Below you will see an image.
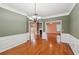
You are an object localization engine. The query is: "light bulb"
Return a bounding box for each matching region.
[37,16,41,19]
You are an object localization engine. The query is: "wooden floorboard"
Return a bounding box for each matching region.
[0,35,74,55]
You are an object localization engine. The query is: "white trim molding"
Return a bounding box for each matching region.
[0,3,27,16]
[0,3,77,19]
[42,3,76,19]
[42,12,69,19]
[68,3,77,15]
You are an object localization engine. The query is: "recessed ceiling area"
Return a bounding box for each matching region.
[0,3,76,19]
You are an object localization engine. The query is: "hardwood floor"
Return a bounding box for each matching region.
[0,34,74,55]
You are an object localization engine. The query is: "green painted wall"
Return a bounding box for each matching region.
[0,6,70,37]
[0,7,27,37]
[40,15,70,33]
[70,4,79,39]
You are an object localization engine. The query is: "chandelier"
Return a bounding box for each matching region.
[29,3,41,21]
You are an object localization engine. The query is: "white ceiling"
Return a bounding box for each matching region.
[0,3,76,19]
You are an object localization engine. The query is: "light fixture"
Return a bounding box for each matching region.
[29,3,41,21]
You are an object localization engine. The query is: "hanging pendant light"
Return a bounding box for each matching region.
[29,3,41,21]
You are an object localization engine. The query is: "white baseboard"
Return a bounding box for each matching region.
[0,33,29,53]
[0,33,79,55]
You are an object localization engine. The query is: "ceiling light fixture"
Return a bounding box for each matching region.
[29,3,41,21]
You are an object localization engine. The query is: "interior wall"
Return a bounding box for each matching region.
[39,15,70,33]
[69,4,79,39]
[0,7,27,37]
[0,5,74,37]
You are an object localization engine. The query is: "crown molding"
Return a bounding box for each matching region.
[42,3,76,19]
[41,12,69,19]
[0,3,76,19]
[0,3,27,16]
[68,3,76,15]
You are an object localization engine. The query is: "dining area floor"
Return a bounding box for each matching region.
[0,35,74,55]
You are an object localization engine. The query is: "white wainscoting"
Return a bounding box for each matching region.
[42,32,79,55]
[61,33,79,55]
[0,32,79,54]
[0,33,29,53]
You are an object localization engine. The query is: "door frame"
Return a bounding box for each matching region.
[38,22,43,35]
[45,20,62,33]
